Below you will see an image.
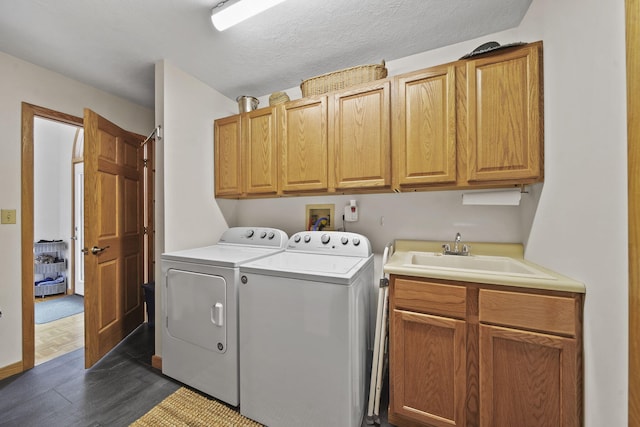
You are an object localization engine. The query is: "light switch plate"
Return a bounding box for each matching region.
[1,209,16,224]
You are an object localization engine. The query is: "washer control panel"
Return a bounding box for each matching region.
[218,227,288,248]
[287,231,371,256]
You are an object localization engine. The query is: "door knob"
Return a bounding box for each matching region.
[90,245,110,255]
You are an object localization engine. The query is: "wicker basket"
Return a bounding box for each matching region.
[300,60,387,97]
[35,279,67,297]
[269,91,290,106]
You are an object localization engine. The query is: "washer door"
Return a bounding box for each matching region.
[166,269,227,353]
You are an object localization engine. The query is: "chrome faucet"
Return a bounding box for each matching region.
[442,232,470,256]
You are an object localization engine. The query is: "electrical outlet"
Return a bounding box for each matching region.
[1,209,16,224]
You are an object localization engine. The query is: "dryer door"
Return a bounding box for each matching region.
[166,269,227,353]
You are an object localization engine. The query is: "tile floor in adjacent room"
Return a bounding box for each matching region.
[34,312,84,366]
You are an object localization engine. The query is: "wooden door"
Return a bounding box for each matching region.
[214,115,243,197]
[83,109,145,368]
[280,97,329,193]
[466,42,543,182]
[479,324,579,427]
[244,107,279,196]
[393,65,457,188]
[329,81,391,190]
[390,309,467,427]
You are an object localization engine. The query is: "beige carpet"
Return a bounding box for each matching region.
[130,387,263,426]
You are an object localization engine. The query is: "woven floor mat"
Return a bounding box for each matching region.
[130,387,263,427]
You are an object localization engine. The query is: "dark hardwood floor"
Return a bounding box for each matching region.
[0,323,392,427]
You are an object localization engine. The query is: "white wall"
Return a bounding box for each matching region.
[0,50,153,369]
[157,60,235,253]
[33,118,77,289]
[516,0,628,425]
[34,118,76,238]
[236,192,525,254]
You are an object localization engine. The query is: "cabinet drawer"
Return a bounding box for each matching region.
[393,278,466,319]
[479,289,577,336]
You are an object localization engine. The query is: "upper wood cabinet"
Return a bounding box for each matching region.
[329,81,391,191]
[465,42,543,183]
[279,96,329,193]
[214,114,242,197]
[214,107,278,198]
[244,107,279,196]
[393,64,457,188]
[213,41,544,198]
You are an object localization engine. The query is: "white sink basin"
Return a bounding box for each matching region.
[405,252,555,280]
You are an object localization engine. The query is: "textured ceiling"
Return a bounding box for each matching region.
[0,0,532,108]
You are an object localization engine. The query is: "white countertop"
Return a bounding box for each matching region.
[384,240,586,293]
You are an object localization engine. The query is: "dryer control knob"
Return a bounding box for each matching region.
[321,234,330,244]
[245,229,255,238]
[304,235,311,243]
[268,231,275,239]
[260,231,267,238]
[294,235,301,243]
[353,237,361,246]
[341,236,349,245]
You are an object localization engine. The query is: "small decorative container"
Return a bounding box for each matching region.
[237,96,259,113]
[269,91,290,106]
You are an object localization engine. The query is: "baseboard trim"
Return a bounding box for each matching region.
[0,361,24,381]
[151,354,162,370]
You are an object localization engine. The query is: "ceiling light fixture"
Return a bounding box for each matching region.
[211,0,287,31]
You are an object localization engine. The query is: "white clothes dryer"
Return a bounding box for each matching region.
[239,231,374,427]
[161,227,288,406]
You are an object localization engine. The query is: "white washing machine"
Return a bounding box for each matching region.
[239,231,374,427]
[161,227,288,406]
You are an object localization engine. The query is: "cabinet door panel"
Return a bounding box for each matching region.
[394,65,457,187]
[479,324,579,427]
[391,309,466,427]
[280,97,328,192]
[467,43,542,182]
[244,107,278,195]
[214,115,242,197]
[330,81,391,190]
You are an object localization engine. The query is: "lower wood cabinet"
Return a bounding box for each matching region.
[388,276,583,427]
[479,324,578,427]
[391,309,467,427]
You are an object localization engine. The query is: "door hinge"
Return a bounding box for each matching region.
[143,158,148,168]
[143,227,148,235]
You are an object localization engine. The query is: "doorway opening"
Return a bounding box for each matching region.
[33,117,84,365]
